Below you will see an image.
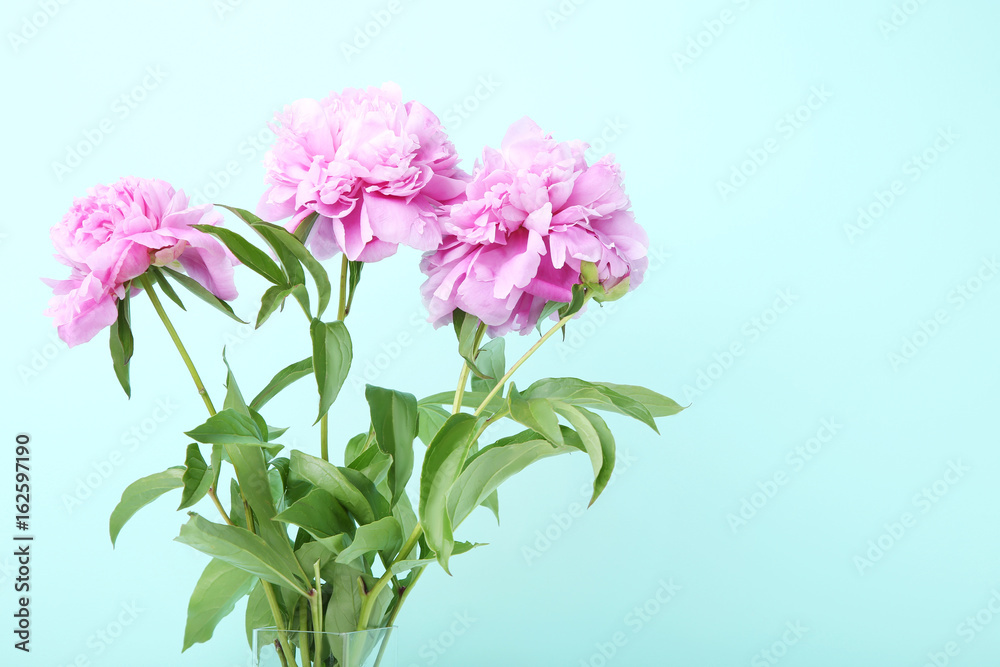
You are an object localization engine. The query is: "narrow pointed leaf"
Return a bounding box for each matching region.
[471,338,505,393]
[243,214,331,318]
[346,260,363,315]
[595,383,686,417]
[552,402,615,505]
[419,413,481,573]
[334,516,402,564]
[448,435,575,527]
[417,404,450,447]
[192,224,286,285]
[453,309,488,378]
[159,266,246,323]
[273,488,354,539]
[109,294,133,397]
[256,285,293,328]
[365,385,417,506]
[289,451,389,525]
[185,409,265,446]
[508,393,564,446]
[110,467,184,546]
[311,319,352,423]
[519,377,659,431]
[182,558,256,651]
[179,443,212,510]
[250,358,314,412]
[175,513,307,595]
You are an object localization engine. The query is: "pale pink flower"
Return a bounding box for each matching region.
[257,82,468,262]
[45,177,237,346]
[420,118,649,336]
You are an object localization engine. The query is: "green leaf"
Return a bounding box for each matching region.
[508,389,564,446]
[289,451,389,525]
[109,467,184,546]
[334,516,402,564]
[244,582,277,648]
[596,383,687,417]
[448,434,575,527]
[419,413,481,573]
[182,558,256,651]
[471,338,505,394]
[268,467,284,509]
[192,223,286,285]
[390,541,482,576]
[345,432,370,465]
[235,211,331,318]
[289,283,311,318]
[185,409,266,446]
[322,564,368,643]
[294,539,339,575]
[175,513,307,594]
[150,266,186,310]
[210,443,224,499]
[226,444,297,562]
[311,319,352,423]
[229,479,247,529]
[346,260,364,315]
[222,350,249,415]
[365,386,417,507]
[273,488,354,540]
[551,402,615,506]
[453,309,488,378]
[256,285,293,329]
[535,301,563,334]
[109,293,133,398]
[159,266,246,323]
[519,377,660,432]
[347,445,391,485]
[179,444,212,510]
[558,283,589,320]
[417,404,450,447]
[292,212,318,243]
[250,358,313,412]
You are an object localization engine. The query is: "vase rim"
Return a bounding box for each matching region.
[252,625,397,637]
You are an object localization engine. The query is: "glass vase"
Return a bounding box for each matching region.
[252,627,396,667]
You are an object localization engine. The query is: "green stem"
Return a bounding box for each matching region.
[357,524,423,631]
[473,311,578,417]
[452,362,471,414]
[263,580,299,667]
[320,415,329,462]
[139,274,216,415]
[311,560,324,663]
[208,488,233,526]
[298,601,312,667]
[338,254,349,321]
[320,256,351,462]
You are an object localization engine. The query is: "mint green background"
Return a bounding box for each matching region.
[3,1,1000,665]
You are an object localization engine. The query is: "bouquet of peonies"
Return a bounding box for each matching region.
[45,82,682,666]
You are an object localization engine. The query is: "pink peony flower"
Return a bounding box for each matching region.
[44,177,237,347]
[420,117,649,336]
[257,82,468,262]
